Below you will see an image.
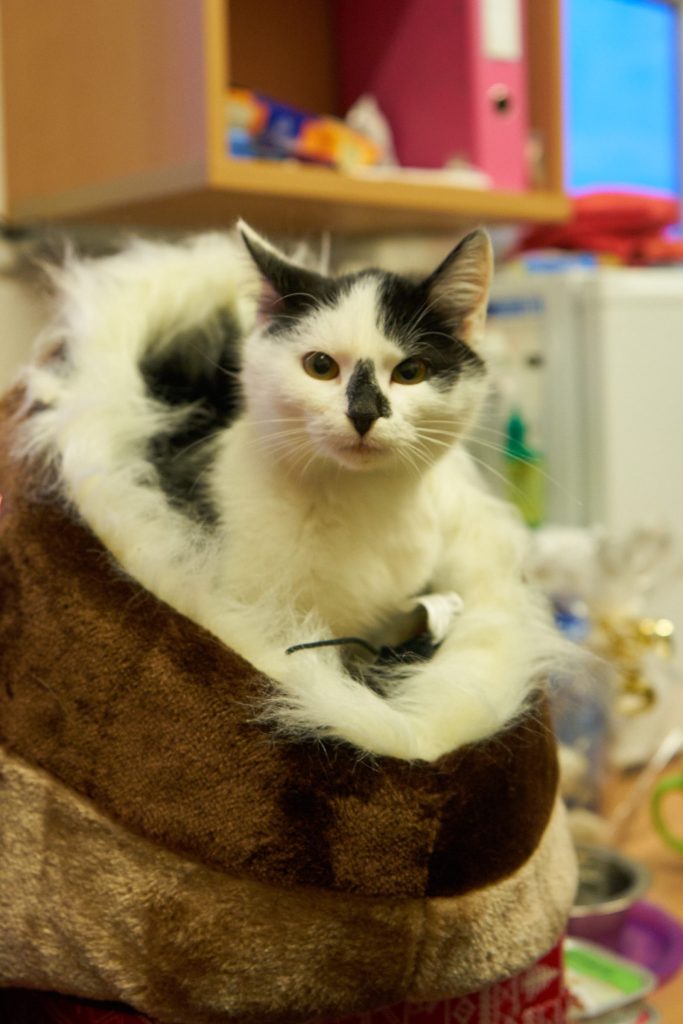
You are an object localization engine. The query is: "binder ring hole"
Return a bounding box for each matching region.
[489,84,513,115]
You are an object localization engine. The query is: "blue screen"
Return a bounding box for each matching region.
[564,0,679,196]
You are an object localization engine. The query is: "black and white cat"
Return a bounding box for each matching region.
[20,223,561,761]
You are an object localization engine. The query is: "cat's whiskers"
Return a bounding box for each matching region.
[258,436,313,475]
[248,430,309,458]
[467,430,580,508]
[397,452,423,475]
[245,420,307,440]
[249,416,307,426]
[417,424,459,440]
[398,437,433,474]
[397,449,420,475]
[419,422,580,509]
[420,422,539,499]
[288,438,325,479]
[422,415,472,429]
[249,434,305,454]
[413,431,459,466]
[465,419,505,434]
[471,455,531,503]
[415,430,454,449]
[246,415,308,447]
[467,434,516,458]
[247,425,307,444]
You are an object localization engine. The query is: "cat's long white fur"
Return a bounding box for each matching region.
[18,231,564,762]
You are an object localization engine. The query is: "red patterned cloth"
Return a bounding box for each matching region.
[0,989,154,1023]
[324,941,568,1024]
[0,942,566,1024]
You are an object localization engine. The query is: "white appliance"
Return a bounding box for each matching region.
[486,265,683,666]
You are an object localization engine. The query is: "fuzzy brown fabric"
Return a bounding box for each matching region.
[0,747,576,1024]
[0,387,576,1023]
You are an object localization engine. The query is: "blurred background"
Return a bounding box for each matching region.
[0,2,682,1018]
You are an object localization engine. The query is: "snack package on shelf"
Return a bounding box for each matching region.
[226,87,382,170]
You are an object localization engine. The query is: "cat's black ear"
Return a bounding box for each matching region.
[238,220,330,319]
[423,229,493,348]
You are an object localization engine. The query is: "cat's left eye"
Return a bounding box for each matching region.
[391,357,429,385]
[303,351,340,380]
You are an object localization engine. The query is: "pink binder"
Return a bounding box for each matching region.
[335,0,530,192]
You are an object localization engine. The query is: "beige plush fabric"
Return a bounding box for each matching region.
[0,746,575,1024]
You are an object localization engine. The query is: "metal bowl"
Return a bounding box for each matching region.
[568,844,651,948]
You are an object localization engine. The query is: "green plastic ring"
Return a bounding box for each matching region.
[651,775,683,855]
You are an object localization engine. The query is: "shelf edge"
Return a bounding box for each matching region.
[8,161,209,223]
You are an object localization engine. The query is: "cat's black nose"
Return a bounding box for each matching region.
[348,412,376,437]
[346,360,391,437]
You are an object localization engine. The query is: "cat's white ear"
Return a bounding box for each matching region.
[238,220,326,317]
[425,229,493,349]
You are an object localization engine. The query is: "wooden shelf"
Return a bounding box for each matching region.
[47,160,570,236]
[0,0,569,236]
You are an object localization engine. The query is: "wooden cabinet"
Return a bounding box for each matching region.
[0,0,568,234]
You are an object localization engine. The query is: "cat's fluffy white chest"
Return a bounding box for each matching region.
[211,425,444,643]
[286,487,442,642]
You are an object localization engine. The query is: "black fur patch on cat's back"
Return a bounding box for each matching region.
[140,308,242,523]
[378,274,484,387]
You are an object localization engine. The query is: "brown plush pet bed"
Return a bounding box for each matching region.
[0,234,576,1024]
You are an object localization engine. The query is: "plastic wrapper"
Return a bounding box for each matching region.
[226,87,382,169]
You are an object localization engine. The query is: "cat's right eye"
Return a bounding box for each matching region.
[302,352,340,380]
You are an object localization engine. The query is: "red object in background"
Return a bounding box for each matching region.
[335,0,530,191]
[0,942,567,1024]
[517,192,683,265]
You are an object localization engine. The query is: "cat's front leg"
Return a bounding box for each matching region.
[382,488,563,759]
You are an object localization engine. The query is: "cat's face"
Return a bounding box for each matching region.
[240,224,492,476]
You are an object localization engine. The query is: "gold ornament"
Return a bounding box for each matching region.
[591,616,675,717]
